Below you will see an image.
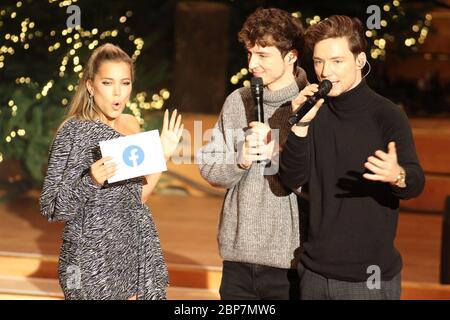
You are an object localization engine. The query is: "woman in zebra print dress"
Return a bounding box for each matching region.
[39,43,183,300]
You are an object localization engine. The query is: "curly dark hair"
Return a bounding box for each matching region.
[238,7,304,57]
[305,15,367,56]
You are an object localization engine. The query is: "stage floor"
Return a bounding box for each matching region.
[0,190,443,284]
[1,115,450,299]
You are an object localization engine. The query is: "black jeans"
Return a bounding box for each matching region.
[219,260,300,300]
[298,262,401,300]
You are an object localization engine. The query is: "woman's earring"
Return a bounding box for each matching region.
[89,94,94,109]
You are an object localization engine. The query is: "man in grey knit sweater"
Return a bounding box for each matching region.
[197,8,308,300]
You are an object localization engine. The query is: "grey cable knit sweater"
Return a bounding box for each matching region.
[197,69,308,269]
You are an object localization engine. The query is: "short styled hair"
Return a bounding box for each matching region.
[238,7,304,57]
[304,15,367,56]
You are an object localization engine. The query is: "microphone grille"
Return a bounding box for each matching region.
[251,77,263,88]
[318,79,332,97]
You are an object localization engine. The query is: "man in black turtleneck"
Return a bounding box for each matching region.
[279,15,425,300]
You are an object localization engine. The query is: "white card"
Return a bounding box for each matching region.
[99,130,167,183]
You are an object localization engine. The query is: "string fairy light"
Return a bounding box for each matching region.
[231,4,433,85]
[0,0,170,166]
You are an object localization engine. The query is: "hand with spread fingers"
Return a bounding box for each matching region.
[160,109,184,161]
[90,156,117,185]
[362,141,405,186]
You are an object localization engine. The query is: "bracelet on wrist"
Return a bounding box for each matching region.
[393,167,406,188]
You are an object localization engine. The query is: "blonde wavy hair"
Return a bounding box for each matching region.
[64,43,134,123]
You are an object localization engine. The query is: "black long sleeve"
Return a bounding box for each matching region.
[279,132,310,190]
[381,106,425,199]
[279,80,425,282]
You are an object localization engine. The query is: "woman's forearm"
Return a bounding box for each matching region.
[141,172,163,203]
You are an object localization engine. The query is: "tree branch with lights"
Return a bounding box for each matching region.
[0,0,173,199]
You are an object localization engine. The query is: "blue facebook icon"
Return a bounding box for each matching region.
[123,145,145,168]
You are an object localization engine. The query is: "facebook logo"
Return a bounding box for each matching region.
[122,145,145,167]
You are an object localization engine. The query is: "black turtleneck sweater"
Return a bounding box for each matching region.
[280,80,425,282]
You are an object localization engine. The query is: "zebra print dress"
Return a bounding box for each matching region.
[39,118,169,300]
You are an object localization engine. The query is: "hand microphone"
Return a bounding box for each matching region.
[251,77,264,123]
[288,79,332,125]
[250,77,264,164]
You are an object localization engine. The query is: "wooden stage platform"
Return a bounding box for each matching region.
[1,114,450,299]
[0,191,449,300]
